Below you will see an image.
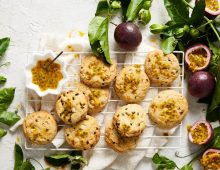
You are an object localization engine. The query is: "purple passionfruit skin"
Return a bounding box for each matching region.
[188,71,215,98]
[203,149,220,156]
[185,44,211,72]
[188,120,213,145]
[114,22,142,50]
[196,0,220,17]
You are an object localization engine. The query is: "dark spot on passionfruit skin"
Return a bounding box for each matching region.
[188,120,213,145]
[185,44,211,72]
[188,71,215,98]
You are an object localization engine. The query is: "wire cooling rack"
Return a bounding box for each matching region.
[25,51,185,151]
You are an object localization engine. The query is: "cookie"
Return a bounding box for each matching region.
[77,83,110,114]
[23,111,57,145]
[148,90,188,129]
[56,90,88,125]
[114,65,150,103]
[105,121,139,152]
[64,115,100,150]
[144,50,180,86]
[113,104,147,137]
[80,55,117,87]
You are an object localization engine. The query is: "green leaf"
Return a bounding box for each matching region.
[0,76,7,84]
[18,161,35,170]
[164,0,190,24]
[95,0,110,16]
[126,0,145,21]
[0,127,7,138]
[161,36,178,54]
[88,16,111,64]
[0,87,15,112]
[180,164,193,170]
[0,111,20,126]
[207,54,220,122]
[0,37,10,57]
[213,126,220,149]
[14,144,24,170]
[152,153,177,170]
[119,0,131,21]
[43,168,50,170]
[190,0,205,26]
[45,154,70,167]
[45,153,87,168]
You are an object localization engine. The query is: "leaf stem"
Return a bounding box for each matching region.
[197,20,213,29]
[204,16,220,41]
[182,0,220,41]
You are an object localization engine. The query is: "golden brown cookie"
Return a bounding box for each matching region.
[148,90,188,129]
[114,65,150,103]
[80,55,117,87]
[105,121,139,152]
[64,115,100,150]
[77,83,110,114]
[23,111,57,145]
[113,104,147,137]
[144,50,180,86]
[56,90,88,125]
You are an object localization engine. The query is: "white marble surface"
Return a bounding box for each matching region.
[0,0,210,169]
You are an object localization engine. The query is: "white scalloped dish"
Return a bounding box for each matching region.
[25,50,68,97]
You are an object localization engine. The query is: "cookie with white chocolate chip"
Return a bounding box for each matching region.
[77,82,110,114]
[148,90,188,129]
[23,111,57,145]
[80,55,117,88]
[114,65,150,103]
[64,115,100,150]
[56,90,88,125]
[144,50,180,86]
[113,104,147,137]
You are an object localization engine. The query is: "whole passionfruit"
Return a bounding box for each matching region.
[188,71,215,98]
[185,44,211,72]
[200,149,220,169]
[114,22,142,50]
[188,120,213,145]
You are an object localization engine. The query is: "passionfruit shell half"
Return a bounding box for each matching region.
[188,120,213,145]
[185,44,211,72]
[200,149,220,169]
[196,0,220,17]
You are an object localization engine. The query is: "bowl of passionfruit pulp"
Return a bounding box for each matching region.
[25,50,68,97]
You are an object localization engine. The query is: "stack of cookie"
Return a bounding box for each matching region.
[105,104,147,152]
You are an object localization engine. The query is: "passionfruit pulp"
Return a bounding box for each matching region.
[185,44,211,72]
[188,120,213,145]
[200,149,220,169]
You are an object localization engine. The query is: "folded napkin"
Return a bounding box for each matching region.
[23,30,182,170]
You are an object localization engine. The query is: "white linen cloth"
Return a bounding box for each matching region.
[20,30,182,170]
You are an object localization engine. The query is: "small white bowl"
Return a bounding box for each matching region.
[25,50,68,97]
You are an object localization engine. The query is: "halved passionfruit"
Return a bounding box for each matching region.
[185,44,211,72]
[188,120,213,145]
[200,149,220,169]
[205,0,220,16]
